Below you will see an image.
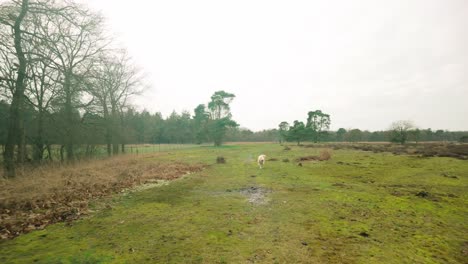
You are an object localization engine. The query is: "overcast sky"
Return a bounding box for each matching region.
[80,0,467,131]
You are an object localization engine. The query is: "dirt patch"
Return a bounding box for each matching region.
[461,241,468,257]
[332,183,347,187]
[359,231,370,238]
[239,186,271,205]
[336,161,351,165]
[441,172,459,179]
[297,156,321,161]
[416,191,430,198]
[412,191,441,202]
[0,155,205,240]
[267,158,278,161]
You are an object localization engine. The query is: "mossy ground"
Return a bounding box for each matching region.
[1,143,467,263]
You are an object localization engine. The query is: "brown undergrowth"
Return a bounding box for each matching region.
[303,142,468,160]
[297,149,333,162]
[0,154,204,240]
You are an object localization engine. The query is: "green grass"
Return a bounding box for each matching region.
[1,143,467,263]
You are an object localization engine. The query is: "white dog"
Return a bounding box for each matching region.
[257,154,266,169]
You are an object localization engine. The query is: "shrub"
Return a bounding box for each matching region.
[319,149,332,161]
[216,156,226,164]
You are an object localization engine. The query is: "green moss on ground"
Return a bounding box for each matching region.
[1,144,467,263]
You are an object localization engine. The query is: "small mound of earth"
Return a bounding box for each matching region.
[297,156,321,161]
[416,191,430,198]
[239,186,271,205]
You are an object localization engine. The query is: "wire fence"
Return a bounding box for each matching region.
[0,144,205,164]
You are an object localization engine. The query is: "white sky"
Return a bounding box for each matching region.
[80,0,467,131]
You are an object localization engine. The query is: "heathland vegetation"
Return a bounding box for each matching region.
[1,144,467,263]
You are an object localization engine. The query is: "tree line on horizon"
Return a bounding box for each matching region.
[2,98,465,152]
[276,111,468,145]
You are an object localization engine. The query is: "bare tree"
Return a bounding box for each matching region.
[1,0,145,171]
[0,26,17,100]
[32,1,108,161]
[0,0,29,177]
[90,50,144,156]
[389,120,415,144]
[24,46,61,161]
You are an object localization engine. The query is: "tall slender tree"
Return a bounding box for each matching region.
[0,0,29,177]
[278,121,289,144]
[207,91,237,146]
[306,110,331,143]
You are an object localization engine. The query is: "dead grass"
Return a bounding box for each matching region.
[303,142,468,160]
[319,149,332,160]
[0,154,204,239]
[297,149,332,162]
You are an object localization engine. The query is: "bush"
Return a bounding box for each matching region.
[216,156,226,164]
[296,149,332,162]
[319,149,332,161]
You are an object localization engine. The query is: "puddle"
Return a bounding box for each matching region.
[239,186,271,205]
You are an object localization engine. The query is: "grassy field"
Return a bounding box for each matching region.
[1,143,467,263]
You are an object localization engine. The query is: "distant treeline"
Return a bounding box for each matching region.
[226,127,468,143]
[1,101,466,153]
[0,89,239,162]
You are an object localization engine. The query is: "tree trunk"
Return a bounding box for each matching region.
[60,145,65,163]
[111,105,119,155]
[112,142,119,155]
[17,126,26,163]
[33,108,44,162]
[103,103,112,156]
[46,144,53,161]
[64,73,74,162]
[3,0,29,178]
[119,110,125,154]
